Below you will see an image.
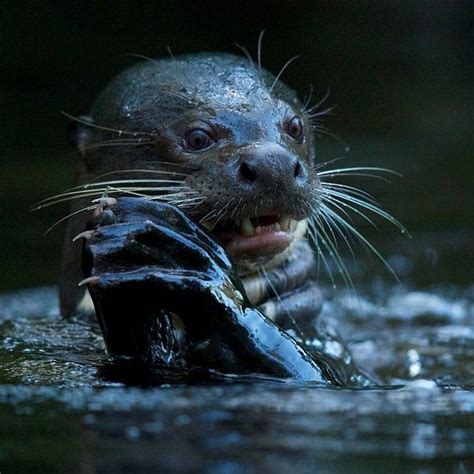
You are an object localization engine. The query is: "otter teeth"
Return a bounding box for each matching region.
[242,218,254,237]
[289,218,298,232]
[202,215,299,237]
[280,215,290,231]
[240,216,294,236]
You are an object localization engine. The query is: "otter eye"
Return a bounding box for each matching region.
[184,128,214,151]
[286,115,304,141]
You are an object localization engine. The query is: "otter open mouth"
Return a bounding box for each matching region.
[202,215,303,263]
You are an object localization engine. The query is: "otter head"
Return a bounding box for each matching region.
[70,53,321,271]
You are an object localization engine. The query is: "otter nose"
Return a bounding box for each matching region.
[238,148,307,190]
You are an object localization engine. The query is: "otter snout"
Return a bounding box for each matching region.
[236,144,309,194]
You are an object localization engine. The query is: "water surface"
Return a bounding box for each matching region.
[1,234,473,473]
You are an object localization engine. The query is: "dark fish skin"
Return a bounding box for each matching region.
[82,197,341,384]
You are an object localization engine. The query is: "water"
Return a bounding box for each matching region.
[1,234,473,473]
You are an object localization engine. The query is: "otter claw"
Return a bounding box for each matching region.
[78,276,101,287]
[72,230,95,242]
[92,197,118,216]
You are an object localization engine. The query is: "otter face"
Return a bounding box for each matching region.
[77,53,321,268]
[167,101,318,266]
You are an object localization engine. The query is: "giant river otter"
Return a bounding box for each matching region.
[41,52,403,383]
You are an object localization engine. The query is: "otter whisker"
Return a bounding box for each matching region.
[166,192,204,199]
[62,112,152,137]
[41,183,207,233]
[33,186,134,209]
[321,182,377,202]
[317,166,402,181]
[209,198,236,232]
[302,83,314,111]
[33,185,191,210]
[168,196,206,205]
[306,223,338,290]
[320,204,401,283]
[104,188,152,199]
[44,205,97,236]
[77,140,154,153]
[318,166,400,176]
[307,105,336,119]
[314,156,346,171]
[316,206,339,251]
[79,136,153,145]
[38,183,188,201]
[321,188,408,233]
[257,29,265,76]
[304,87,331,115]
[320,195,374,231]
[234,43,256,70]
[209,209,227,232]
[308,160,410,290]
[87,169,191,180]
[38,183,187,203]
[311,125,346,145]
[316,221,352,292]
[164,200,204,208]
[199,208,218,225]
[318,206,356,259]
[103,187,198,201]
[301,234,322,281]
[310,123,336,134]
[309,216,356,292]
[322,172,393,182]
[166,46,175,61]
[74,179,185,189]
[269,56,300,93]
[82,138,150,144]
[175,200,207,208]
[34,184,198,211]
[33,192,108,210]
[135,160,199,171]
[230,197,243,221]
[259,266,306,341]
[152,190,201,198]
[122,52,161,67]
[321,194,380,230]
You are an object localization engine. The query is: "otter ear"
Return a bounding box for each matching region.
[67,115,95,155]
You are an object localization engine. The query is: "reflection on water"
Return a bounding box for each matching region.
[0,234,473,473]
[1,383,473,473]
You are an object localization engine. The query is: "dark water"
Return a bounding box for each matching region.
[1,235,473,473]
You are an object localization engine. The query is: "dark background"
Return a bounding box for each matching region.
[2,1,473,292]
